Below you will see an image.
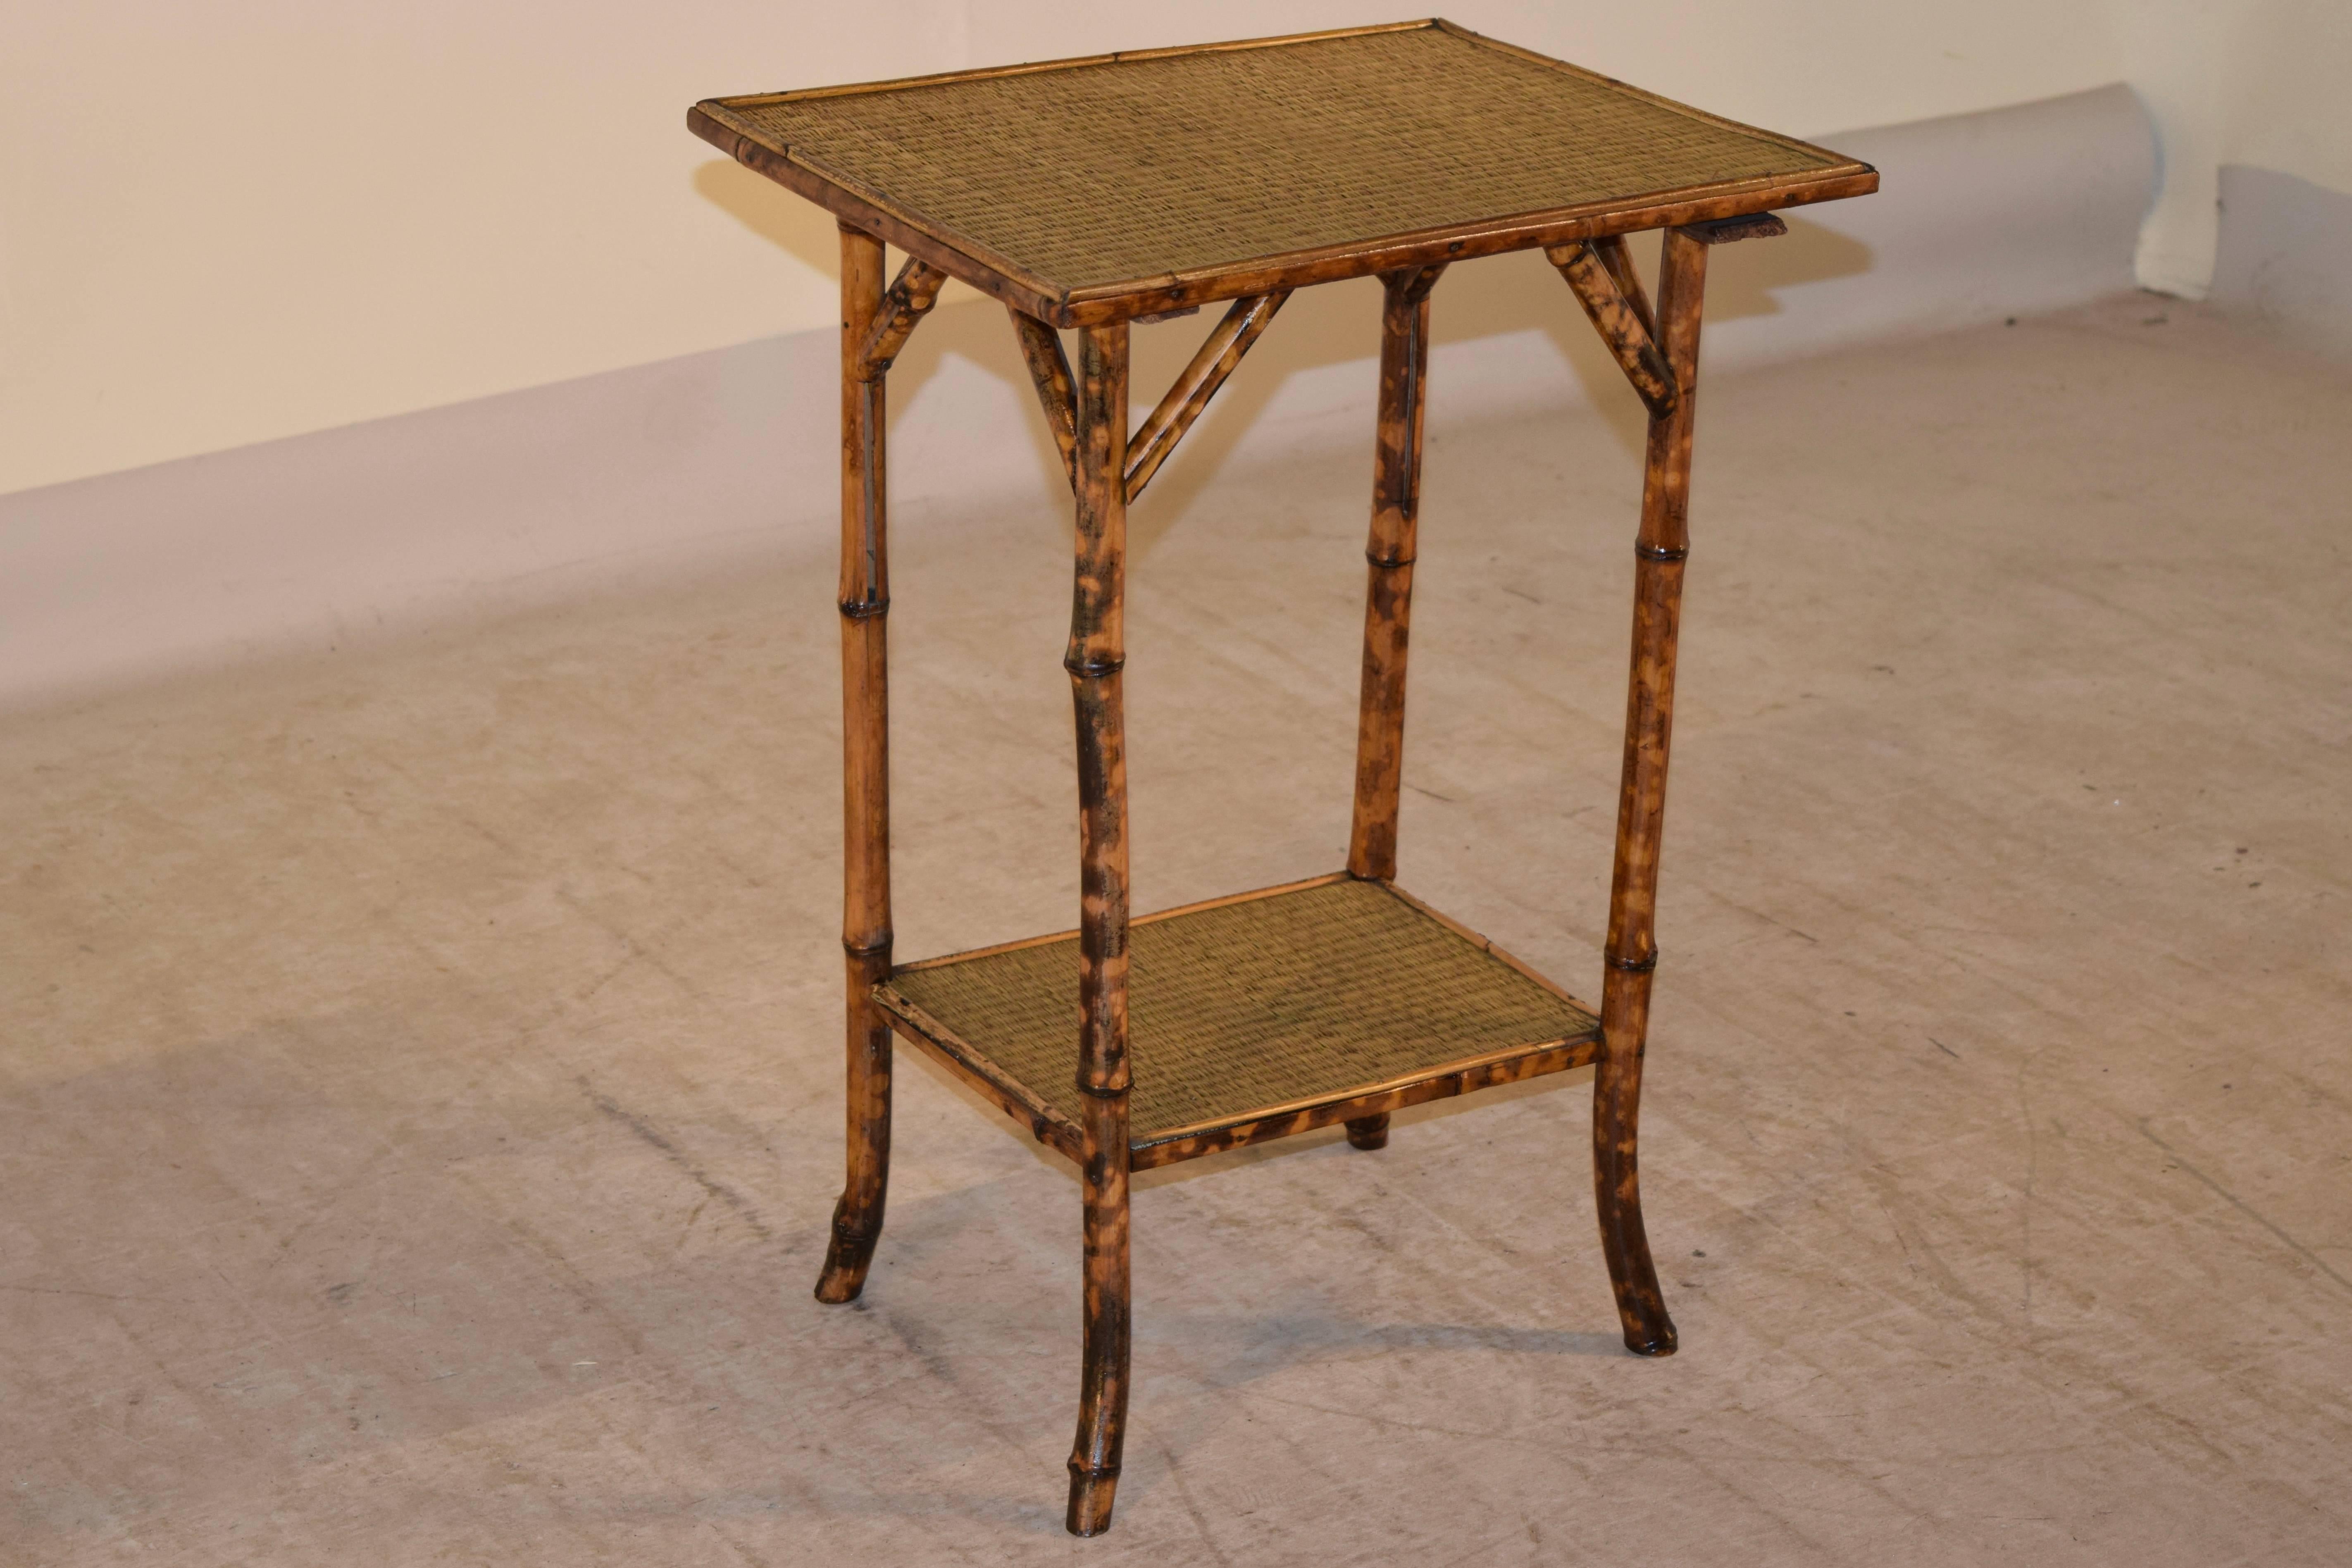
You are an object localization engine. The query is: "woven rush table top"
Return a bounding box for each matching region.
[880,877,1597,1145]
[689,20,1874,322]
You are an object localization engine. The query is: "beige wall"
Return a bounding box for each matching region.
[20,2,2352,500]
[2121,0,2352,297]
[0,1,2138,497]
[17,0,2328,498]
[0,2,957,497]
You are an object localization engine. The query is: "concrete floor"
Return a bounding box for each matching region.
[5,294,2349,1565]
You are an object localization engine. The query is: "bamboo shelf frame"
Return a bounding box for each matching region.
[684,19,1877,1538]
[878,875,1600,1170]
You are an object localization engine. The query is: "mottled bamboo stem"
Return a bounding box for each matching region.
[1547,241,1678,420]
[817,225,895,1306]
[1010,309,1079,489]
[1065,320,1133,1538]
[1347,265,1441,886]
[1123,290,1289,503]
[1595,226,1711,1357]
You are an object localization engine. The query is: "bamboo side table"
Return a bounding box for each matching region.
[689,20,1874,1536]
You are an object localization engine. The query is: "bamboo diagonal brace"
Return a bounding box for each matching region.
[1123,291,1290,503]
[1547,241,1679,421]
[1010,309,1079,491]
[855,258,951,380]
[1589,236,1657,343]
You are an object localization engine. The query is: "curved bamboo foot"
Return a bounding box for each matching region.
[1065,1138,1131,1536]
[1594,1025,1677,1356]
[1595,1192,1678,1357]
[815,986,892,1305]
[813,1200,882,1304]
[1066,1466,1120,1536]
[1344,1113,1391,1150]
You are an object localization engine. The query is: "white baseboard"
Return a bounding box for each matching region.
[0,84,2153,715]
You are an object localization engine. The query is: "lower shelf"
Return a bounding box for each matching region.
[875,873,1600,1170]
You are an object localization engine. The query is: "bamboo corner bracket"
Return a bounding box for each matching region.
[685,19,1876,1536]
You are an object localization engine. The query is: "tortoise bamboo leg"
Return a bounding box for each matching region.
[1347,265,1440,886]
[1065,320,1134,1537]
[1342,267,1439,1158]
[817,224,895,1306]
[1595,227,1710,1357]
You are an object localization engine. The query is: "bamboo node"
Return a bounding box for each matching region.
[842,935,894,958]
[1606,950,1659,973]
[839,595,891,619]
[1365,548,1415,568]
[1064,654,1126,677]
[1634,542,1688,563]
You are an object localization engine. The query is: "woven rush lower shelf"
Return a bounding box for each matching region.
[875,874,1600,1170]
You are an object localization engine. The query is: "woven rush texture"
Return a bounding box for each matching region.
[883,878,1596,1139]
[722,26,1837,292]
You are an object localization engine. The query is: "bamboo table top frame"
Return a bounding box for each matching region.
[687,19,1875,1538]
[691,19,1873,327]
